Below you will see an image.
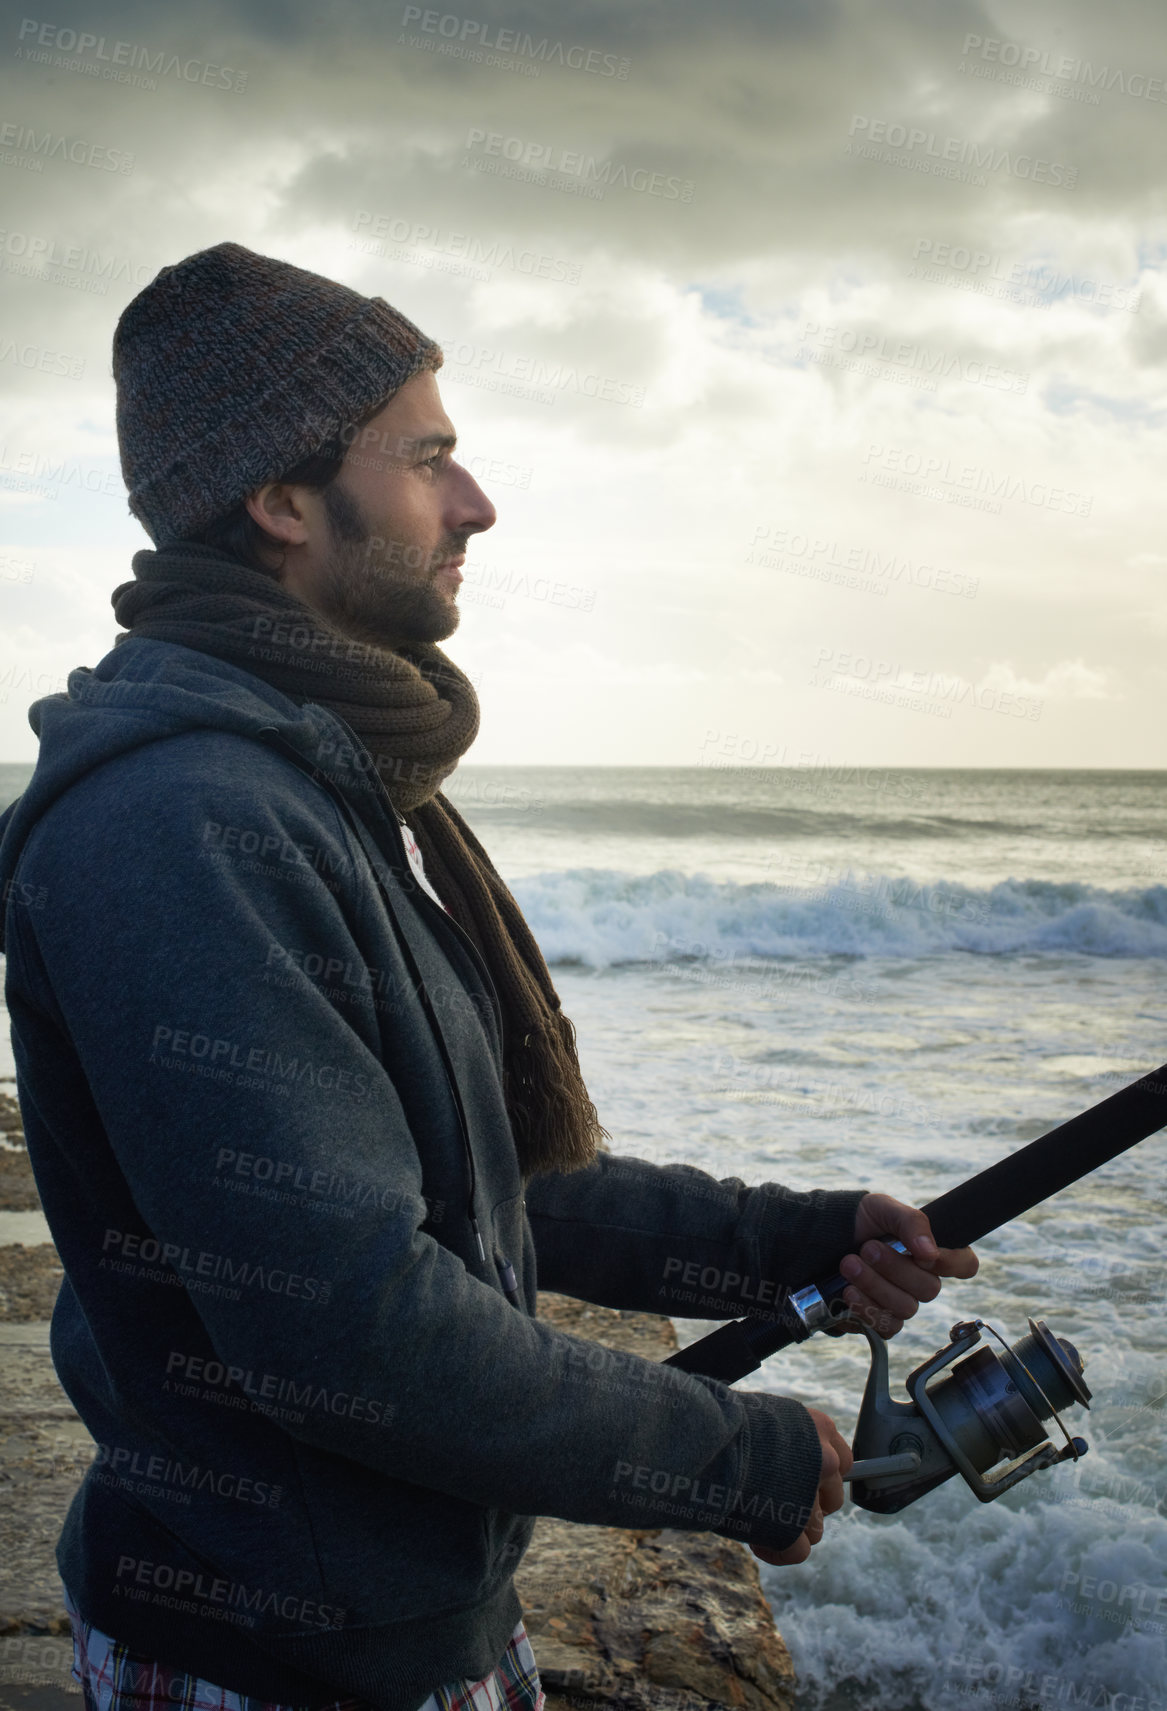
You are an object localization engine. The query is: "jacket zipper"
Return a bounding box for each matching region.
[253,723,514,1289]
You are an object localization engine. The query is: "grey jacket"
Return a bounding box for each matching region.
[0,637,866,1711]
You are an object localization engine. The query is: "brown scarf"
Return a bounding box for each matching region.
[110,542,608,1180]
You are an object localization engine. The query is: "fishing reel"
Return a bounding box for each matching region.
[845,1314,1092,1512]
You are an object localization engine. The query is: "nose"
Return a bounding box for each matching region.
[450,462,497,536]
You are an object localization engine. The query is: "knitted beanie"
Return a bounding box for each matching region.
[113,241,444,547]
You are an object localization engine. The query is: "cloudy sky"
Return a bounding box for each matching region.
[1,0,1164,765]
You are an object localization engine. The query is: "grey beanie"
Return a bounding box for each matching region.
[113,241,444,547]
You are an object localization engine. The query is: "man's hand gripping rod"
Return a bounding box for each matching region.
[663,1065,1167,1510]
[664,1061,1167,1385]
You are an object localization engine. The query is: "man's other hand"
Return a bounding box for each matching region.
[750,1406,851,1567]
[834,1192,979,1339]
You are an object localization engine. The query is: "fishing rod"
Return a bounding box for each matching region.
[664,1062,1167,1512]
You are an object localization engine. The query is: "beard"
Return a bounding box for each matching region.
[307,479,465,652]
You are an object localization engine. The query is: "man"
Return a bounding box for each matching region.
[0,243,977,1711]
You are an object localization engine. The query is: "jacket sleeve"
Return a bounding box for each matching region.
[21,738,828,1554]
[525,1153,867,1320]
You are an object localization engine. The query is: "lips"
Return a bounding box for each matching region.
[434,555,465,586]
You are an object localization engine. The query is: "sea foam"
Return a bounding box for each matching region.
[512,870,1167,967]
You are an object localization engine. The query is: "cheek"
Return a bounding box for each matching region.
[394,483,441,532]
[360,485,435,551]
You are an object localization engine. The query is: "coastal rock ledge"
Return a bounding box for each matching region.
[519,1294,797,1711]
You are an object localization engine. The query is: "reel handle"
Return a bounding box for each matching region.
[843,1452,921,1482]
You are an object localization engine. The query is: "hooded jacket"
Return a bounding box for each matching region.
[0,635,866,1711]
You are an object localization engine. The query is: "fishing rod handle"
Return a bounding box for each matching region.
[665,1062,1167,1384]
[788,1238,911,1334]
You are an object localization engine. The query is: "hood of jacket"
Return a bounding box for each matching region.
[0,635,375,954]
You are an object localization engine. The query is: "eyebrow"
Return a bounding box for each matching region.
[402,432,458,455]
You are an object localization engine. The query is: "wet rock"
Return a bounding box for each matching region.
[0,1326,86,1638]
[0,1250,62,1324]
[0,1090,25,1141]
[0,1094,40,1213]
[524,1296,796,1711]
[0,1147,40,1213]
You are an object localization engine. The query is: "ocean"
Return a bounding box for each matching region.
[1,761,1164,1711]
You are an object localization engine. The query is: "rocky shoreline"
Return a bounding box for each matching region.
[0,1094,798,1710]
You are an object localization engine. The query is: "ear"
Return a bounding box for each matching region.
[243,482,313,547]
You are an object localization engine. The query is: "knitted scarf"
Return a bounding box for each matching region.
[110,542,608,1181]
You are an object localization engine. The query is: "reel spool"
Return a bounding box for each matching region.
[848,1317,1091,1513]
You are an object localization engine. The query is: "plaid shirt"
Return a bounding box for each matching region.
[64,1587,545,1711]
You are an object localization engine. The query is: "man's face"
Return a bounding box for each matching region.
[271,370,496,650]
